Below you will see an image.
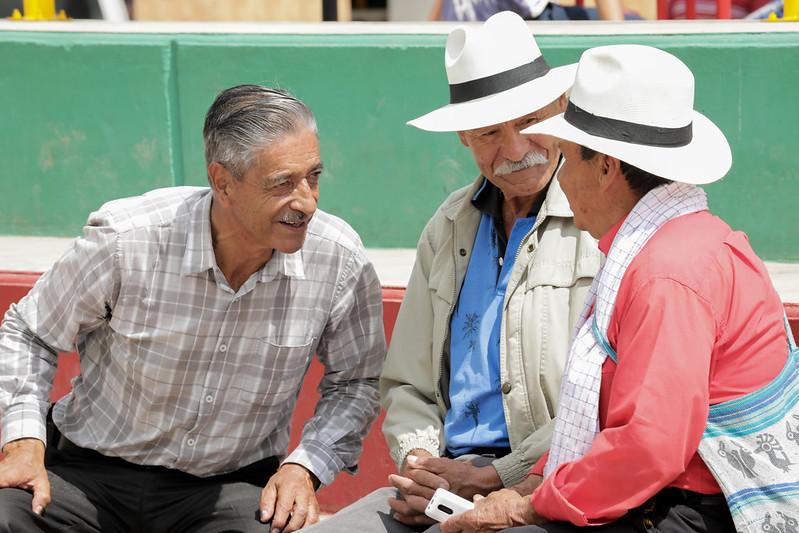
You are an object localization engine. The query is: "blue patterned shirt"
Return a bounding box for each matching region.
[445,180,538,455]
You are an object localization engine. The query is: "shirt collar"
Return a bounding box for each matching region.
[180,190,305,281]
[259,249,306,282]
[181,190,217,276]
[598,216,627,255]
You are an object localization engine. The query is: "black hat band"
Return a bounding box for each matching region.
[564,101,692,148]
[449,56,550,104]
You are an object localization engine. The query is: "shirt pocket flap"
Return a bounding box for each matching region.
[525,254,600,290]
[427,254,456,306]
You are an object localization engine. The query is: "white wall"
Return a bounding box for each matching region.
[388,0,435,21]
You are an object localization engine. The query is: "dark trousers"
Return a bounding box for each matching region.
[0,432,279,533]
[501,488,736,533]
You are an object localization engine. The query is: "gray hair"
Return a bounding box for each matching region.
[203,85,317,178]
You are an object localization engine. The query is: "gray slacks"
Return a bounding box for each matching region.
[305,485,735,533]
[303,486,435,533]
[0,437,278,533]
[304,455,497,533]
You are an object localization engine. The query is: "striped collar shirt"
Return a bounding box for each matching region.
[0,187,386,484]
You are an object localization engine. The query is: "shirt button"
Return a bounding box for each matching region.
[501,382,512,394]
[527,243,535,253]
[205,395,214,403]
[186,438,196,446]
[219,344,227,352]
[459,248,467,257]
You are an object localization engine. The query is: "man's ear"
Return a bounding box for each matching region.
[457,131,470,148]
[597,155,623,192]
[207,161,233,203]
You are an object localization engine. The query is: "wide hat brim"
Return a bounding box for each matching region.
[408,63,577,132]
[522,109,731,185]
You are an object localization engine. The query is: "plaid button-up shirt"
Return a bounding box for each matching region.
[0,187,386,484]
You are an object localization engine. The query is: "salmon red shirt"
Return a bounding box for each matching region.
[530,210,788,525]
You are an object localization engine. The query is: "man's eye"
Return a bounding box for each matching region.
[481,130,498,138]
[269,180,292,193]
[307,172,321,187]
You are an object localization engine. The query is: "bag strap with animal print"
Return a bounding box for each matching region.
[698,317,799,533]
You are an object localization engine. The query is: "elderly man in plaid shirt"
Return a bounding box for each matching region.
[0,85,386,533]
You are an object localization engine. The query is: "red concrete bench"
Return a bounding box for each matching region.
[1,270,798,512]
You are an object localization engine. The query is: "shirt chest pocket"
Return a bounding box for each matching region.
[234,335,317,407]
[524,255,598,290]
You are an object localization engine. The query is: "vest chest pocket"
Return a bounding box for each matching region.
[428,261,455,306]
[524,254,600,291]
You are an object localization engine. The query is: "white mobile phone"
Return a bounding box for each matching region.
[424,488,475,522]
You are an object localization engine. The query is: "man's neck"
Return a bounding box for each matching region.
[210,203,272,292]
[501,192,543,237]
[591,188,646,241]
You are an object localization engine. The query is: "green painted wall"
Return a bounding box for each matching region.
[0,30,797,259]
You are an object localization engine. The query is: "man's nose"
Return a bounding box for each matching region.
[290,179,317,214]
[502,128,529,162]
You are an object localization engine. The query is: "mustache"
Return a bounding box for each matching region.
[494,151,549,177]
[278,211,309,224]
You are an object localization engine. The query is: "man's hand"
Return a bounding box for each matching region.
[386,449,446,526]
[407,455,503,501]
[259,463,320,533]
[0,438,50,515]
[510,474,543,497]
[440,488,541,533]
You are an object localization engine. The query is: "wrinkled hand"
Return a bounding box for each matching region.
[510,474,543,497]
[0,438,50,515]
[408,456,502,501]
[441,489,540,533]
[387,450,448,526]
[260,463,320,533]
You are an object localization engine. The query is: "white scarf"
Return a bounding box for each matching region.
[544,182,709,477]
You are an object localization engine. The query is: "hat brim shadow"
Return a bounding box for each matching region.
[407,64,578,133]
[522,110,732,185]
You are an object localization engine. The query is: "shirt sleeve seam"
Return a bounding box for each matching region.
[618,275,722,342]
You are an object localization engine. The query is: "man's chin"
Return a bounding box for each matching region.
[273,235,307,255]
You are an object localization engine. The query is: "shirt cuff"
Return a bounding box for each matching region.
[283,440,346,487]
[1,403,47,450]
[531,464,589,526]
[391,434,440,470]
[492,449,534,487]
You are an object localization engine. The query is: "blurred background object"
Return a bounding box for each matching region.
[426,0,627,19]
[133,0,355,21]
[0,0,395,21]
[1,0,763,23]
[667,0,767,17]
[388,0,651,19]
[0,0,130,19]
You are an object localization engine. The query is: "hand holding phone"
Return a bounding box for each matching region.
[424,488,475,522]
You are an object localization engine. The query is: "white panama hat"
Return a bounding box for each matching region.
[407,10,577,133]
[522,44,732,185]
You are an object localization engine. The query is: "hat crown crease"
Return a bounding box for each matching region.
[445,12,541,85]
[570,45,695,129]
